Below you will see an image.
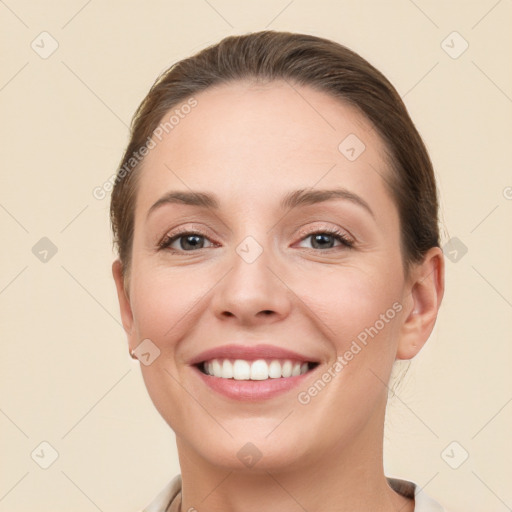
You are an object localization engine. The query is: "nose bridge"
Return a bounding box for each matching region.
[212,230,291,322]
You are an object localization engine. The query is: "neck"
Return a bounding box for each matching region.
[175,402,414,512]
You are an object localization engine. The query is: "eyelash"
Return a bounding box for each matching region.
[157,226,354,253]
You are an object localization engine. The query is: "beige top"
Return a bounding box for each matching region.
[142,474,447,512]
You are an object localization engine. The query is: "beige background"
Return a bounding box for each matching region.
[1,1,511,511]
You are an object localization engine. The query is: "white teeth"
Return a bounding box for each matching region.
[268,360,282,379]
[281,360,293,378]
[212,359,222,376]
[222,359,233,378]
[250,359,268,380]
[203,358,311,380]
[233,360,251,380]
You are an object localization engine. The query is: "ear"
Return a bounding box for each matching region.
[112,259,134,336]
[396,246,445,360]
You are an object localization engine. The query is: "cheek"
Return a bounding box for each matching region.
[129,264,202,346]
[291,269,402,439]
[129,265,206,432]
[296,264,402,351]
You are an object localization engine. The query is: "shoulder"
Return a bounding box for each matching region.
[387,477,447,512]
[143,474,449,512]
[141,474,181,512]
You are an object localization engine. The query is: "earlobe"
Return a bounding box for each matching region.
[396,247,445,360]
[112,259,134,335]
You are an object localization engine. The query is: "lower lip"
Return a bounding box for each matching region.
[193,366,313,401]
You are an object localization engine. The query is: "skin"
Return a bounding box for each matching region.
[112,80,444,512]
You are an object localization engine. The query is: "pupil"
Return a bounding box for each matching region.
[182,235,203,250]
[313,234,333,249]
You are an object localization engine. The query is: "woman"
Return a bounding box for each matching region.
[111,31,446,511]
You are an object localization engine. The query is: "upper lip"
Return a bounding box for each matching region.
[189,344,319,365]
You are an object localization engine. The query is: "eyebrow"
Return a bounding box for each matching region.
[146,187,374,219]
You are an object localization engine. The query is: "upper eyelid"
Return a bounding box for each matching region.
[161,222,350,239]
[159,224,353,250]
[295,223,353,239]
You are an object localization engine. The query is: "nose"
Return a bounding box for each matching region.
[210,242,292,326]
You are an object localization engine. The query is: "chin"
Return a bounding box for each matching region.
[206,441,308,473]
[178,425,314,472]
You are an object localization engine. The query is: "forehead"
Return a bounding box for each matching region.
[136,80,395,217]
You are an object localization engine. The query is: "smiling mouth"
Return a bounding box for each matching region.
[197,358,319,381]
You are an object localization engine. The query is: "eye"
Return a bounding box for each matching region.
[297,227,354,250]
[158,226,354,253]
[158,230,216,252]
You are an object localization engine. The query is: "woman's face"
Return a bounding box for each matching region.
[114,80,424,470]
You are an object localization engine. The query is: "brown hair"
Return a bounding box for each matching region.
[110,30,440,280]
